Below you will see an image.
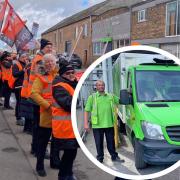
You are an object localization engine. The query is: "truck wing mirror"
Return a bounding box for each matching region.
[120,89,131,105]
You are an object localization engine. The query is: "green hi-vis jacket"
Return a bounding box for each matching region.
[91,92,118,125]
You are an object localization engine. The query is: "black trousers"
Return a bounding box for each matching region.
[14,88,21,120]
[50,136,61,167]
[24,117,32,132]
[2,80,11,108]
[58,149,77,177]
[31,105,40,154]
[36,127,51,171]
[93,127,118,161]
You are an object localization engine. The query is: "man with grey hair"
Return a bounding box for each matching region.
[84,80,124,163]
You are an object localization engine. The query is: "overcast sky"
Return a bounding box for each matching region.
[12,0,105,35]
[1,0,105,50]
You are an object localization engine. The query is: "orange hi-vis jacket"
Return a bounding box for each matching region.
[8,61,23,89]
[1,64,12,82]
[21,64,31,98]
[51,82,75,139]
[27,53,43,97]
[37,74,53,113]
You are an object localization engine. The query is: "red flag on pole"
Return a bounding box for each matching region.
[0,0,7,31]
[0,5,25,47]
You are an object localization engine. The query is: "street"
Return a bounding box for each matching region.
[0,100,179,180]
[77,110,180,180]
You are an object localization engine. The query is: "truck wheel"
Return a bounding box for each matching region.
[134,139,147,169]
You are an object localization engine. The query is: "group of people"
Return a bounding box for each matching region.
[0,39,153,180]
[0,39,78,180]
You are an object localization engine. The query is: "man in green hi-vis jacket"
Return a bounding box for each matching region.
[84,80,124,163]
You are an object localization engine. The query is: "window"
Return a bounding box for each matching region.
[166,1,180,36]
[83,24,88,37]
[116,39,130,48]
[127,71,131,90]
[74,26,78,39]
[54,32,57,46]
[93,42,102,55]
[65,41,72,55]
[125,39,130,46]
[138,9,146,22]
[116,40,120,48]
[59,31,63,43]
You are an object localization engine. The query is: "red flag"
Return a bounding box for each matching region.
[1,5,25,46]
[0,0,7,31]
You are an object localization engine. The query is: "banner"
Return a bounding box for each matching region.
[15,25,33,52]
[0,0,7,31]
[31,22,39,38]
[0,33,14,46]
[23,22,39,50]
[1,6,25,47]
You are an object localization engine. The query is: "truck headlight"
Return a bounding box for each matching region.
[141,121,164,140]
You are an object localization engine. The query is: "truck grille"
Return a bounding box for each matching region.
[166,126,180,142]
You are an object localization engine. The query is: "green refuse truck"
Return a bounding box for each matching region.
[112,51,180,169]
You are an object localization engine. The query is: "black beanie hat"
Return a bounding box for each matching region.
[59,59,74,76]
[0,51,11,61]
[40,39,52,50]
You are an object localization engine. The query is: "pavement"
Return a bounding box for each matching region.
[0,99,113,180]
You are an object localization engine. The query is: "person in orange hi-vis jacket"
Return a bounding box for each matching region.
[0,51,13,109]
[28,39,53,162]
[51,59,79,180]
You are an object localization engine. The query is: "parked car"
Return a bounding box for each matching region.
[57,53,82,69]
[69,54,82,69]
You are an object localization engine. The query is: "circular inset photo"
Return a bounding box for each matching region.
[72,46,180,180]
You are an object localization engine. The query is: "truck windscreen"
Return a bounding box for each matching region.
[135,70,180,102]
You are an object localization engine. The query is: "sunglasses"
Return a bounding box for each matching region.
[64,71,75,75]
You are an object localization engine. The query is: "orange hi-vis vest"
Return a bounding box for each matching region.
[37,74,53,113]
[1,64,11,82]
[27,54,42,97]
[51,82,75,139]
[21,64,31,98]
[8,61,23,89]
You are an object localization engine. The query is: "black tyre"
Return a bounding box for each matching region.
[134,138,147,169]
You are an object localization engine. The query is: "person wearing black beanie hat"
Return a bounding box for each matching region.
[58,60,74,76]
[52,60,78,180]
[0,51,13,110]
[27,38,53,167]
[40,39,52,51]
[0,51,11,62]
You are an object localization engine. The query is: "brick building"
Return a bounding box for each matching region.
[42,1,107,67]
[91,0,143,61]
[42,0,143,66]
[131,0,180,58]
[42,0,180,67]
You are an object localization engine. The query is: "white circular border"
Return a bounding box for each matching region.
[72,45,180,180]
